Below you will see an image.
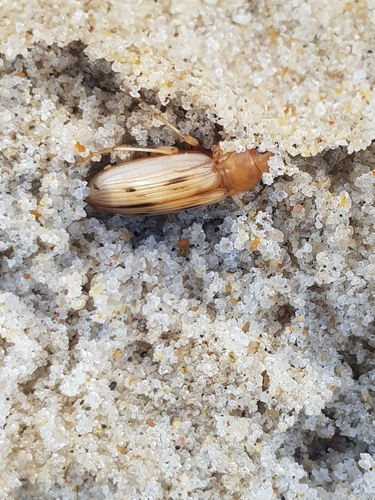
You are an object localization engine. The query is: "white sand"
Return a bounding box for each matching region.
[1,1,375,498]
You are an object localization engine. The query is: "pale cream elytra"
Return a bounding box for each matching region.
[79,98,273,215]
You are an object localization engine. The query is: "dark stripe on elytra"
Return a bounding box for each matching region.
[118,202,155,209]
[165,176,188,185]
[106,203,157,210]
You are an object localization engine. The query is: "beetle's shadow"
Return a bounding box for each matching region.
[86,197,242,250]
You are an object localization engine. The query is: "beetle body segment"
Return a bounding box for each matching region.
[86,148,272,215]
[86,152,227,215]
[214,148,271,196]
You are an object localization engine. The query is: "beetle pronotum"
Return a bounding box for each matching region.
[80,98,273,215]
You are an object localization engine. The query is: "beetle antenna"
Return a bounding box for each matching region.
[138,97,200,148]
[121,83,200,148]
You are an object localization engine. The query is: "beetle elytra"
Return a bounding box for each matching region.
[80,98,273,215]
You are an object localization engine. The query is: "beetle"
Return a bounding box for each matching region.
[79,98,273,215]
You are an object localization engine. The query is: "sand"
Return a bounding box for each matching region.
[1,0,375,498]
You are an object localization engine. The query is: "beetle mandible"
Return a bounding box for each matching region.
[79,97,273,215]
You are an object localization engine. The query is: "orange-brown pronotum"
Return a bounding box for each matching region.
[79,99,273,215]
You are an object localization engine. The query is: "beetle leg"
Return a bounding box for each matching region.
[231,194,245,208]
[148,146,180,155]
[76,146,124,167]
[137,97,200,148]
[76,145,179,167]
[113,145,179,155]
[166,213,179,224]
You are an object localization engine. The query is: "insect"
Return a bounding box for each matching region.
[79,98,273,215]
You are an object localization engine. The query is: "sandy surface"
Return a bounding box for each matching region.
[1,1,375,498]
